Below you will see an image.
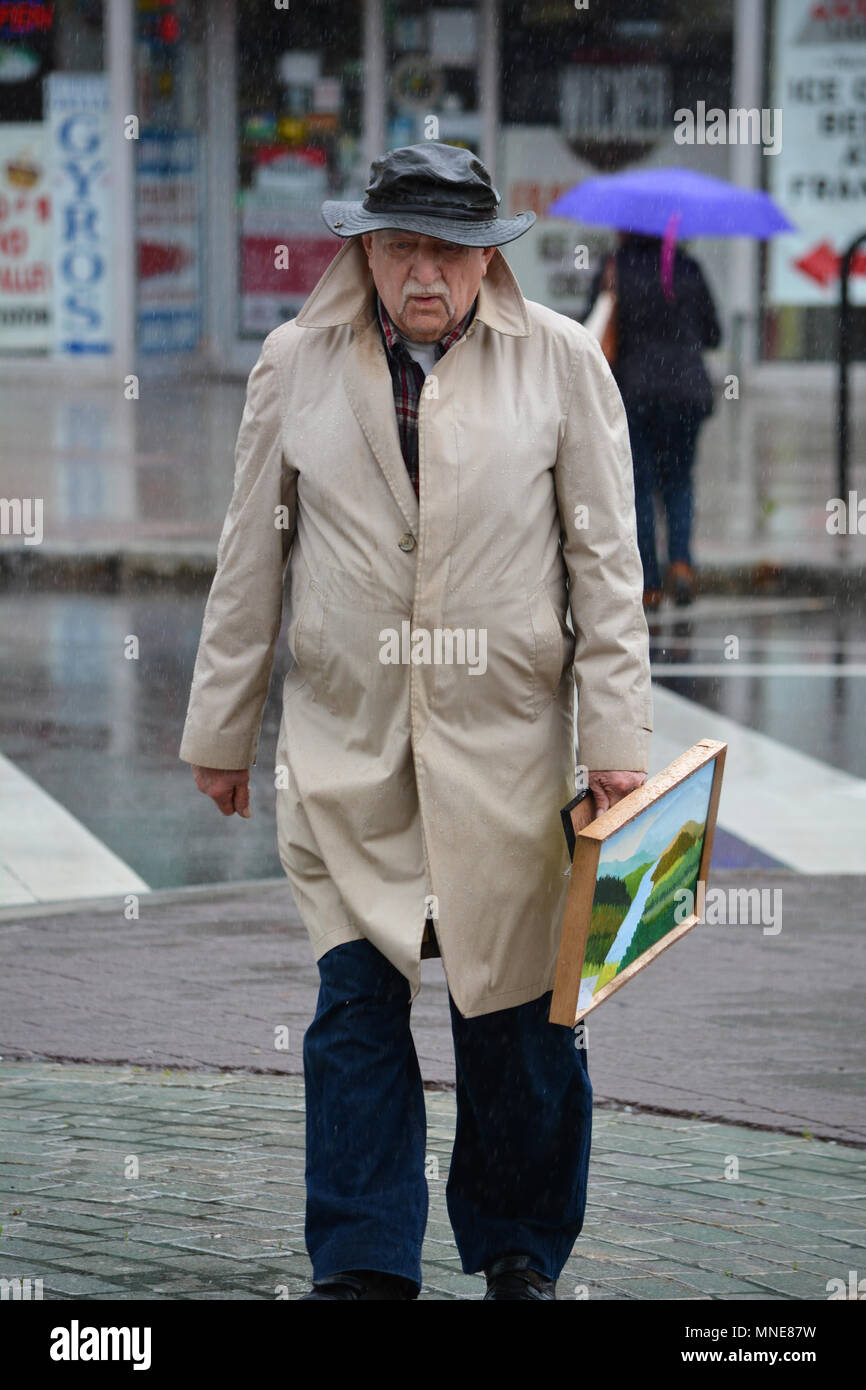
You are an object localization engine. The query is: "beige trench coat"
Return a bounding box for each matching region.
[179,236,652,1017]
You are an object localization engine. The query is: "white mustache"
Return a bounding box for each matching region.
[401,281,453,314]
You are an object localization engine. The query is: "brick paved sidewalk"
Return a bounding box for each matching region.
[3,872,864,1145]
[1,1063,863,1301]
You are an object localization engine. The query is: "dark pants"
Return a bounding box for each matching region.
[626,399,706,591]
[303,938,593,1291]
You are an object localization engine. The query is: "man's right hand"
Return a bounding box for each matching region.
[191,765,251,818]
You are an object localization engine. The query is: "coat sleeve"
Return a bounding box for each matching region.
[178,329,297,769]
[554,328,653,773]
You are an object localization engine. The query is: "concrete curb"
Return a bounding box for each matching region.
[1,548,865,597]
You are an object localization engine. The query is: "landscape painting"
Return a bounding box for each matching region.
[576,759,714,1012]
[549,739,726,1026]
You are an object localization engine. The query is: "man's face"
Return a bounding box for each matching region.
[361,230,495,342]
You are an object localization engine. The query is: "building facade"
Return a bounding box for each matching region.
[0,0,862,382]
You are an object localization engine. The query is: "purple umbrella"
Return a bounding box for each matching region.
[548,167,795,240]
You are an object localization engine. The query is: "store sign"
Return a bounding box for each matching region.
[0,2,54,38]
[769,0,866,306]
[560,65,670,143]
[136,130,201,353]
[46,72,111,353]
[0,122,51,349]
[240,207,336,335]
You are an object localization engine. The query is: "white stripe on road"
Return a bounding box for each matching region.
[649,684,866,873]
[0,751,150,907]
[653,639,866,656]
[652,663,866,677]
[648,596,829,624]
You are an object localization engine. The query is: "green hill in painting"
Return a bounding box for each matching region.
[619,820,706,972]
[652,820,704,882]
[624,858,654,899]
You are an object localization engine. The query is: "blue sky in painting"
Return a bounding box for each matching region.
[597,761,715,877]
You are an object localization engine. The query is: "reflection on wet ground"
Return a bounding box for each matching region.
[0,590,290,890]
[648,594,866,780]
[1,589,864,891]
[0,378,864,569]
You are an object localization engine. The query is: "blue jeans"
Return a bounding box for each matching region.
[627,399,706,591]
[303,938,593,1291]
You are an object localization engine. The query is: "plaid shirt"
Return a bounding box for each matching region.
[376,292,475,959]
[376,292,476,496]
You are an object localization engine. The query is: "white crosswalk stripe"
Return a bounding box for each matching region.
[649,684,866,873]
[0,750,149,907]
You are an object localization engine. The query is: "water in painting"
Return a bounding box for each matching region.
[577,760,714,1010]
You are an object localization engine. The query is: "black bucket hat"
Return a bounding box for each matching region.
[321,142,536,247]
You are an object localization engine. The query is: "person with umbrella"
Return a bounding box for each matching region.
[587,229,721,608]
[551,169,794,610]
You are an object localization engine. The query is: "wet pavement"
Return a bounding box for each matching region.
[2,867,864,1301]
[1,589,865,891]
[2,375,865,1301]
[1,872,863,1144]
[0,590,290,890]
[649,595,866,781]
[0,375,865,577]
[1,1062,862,1300]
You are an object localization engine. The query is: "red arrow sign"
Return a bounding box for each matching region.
[794,240,866,287]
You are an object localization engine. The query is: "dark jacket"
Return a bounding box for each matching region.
[587,238,722,416]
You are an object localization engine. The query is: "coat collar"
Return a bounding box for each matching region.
[294,235,531,338]
[296,236,530,535]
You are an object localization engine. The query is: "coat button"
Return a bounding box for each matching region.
[398,532,416,552]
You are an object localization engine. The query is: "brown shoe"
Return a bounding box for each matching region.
[666,561,696,607]
[642,587,664,612]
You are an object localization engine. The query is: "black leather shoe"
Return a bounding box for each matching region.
[300,1269,419,1300]
[483,1255,556,1300]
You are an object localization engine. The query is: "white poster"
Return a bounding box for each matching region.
[498,126,604,319]
[0,124,51,349]
[46,73,112,354]
[769,0,866,306]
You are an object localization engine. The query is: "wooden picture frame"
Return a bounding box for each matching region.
[549,739,727,1026]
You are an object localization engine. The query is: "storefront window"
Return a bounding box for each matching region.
[134,0,206,355]
[235,0,363,338]
[497,0,733,324]
[385,2,481,152]
[0,0,104,356]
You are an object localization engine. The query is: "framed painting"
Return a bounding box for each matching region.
[549,739,727,1026]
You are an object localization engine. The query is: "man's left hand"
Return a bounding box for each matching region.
[588,770,647,814]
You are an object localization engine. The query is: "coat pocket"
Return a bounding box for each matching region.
[291,576,329,700]
[527,579,572,720]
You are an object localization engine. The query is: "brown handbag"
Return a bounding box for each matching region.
[598,254,618,366]
[584,253,618,366]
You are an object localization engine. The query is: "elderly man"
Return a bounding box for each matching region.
[180,143,652,1300]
